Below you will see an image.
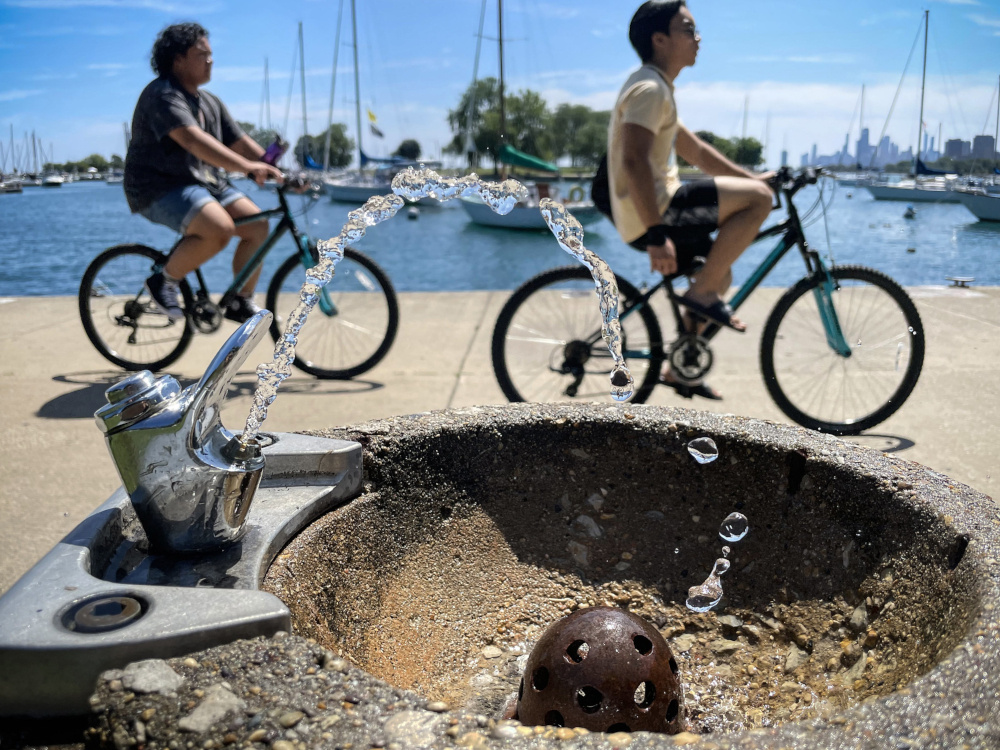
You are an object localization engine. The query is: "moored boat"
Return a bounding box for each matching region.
[955,190,1000,222]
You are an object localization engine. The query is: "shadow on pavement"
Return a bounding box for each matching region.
[848,433,916,454]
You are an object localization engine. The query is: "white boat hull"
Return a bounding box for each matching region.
[956,191,1000,222]
[327,180,436,206]
[460,196,602,229]
[866,184,959,203]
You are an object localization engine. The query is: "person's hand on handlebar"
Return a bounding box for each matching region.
[244,161,284,187]
[755,170,778,193]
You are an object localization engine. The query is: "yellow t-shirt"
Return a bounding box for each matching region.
[607,65,683,244]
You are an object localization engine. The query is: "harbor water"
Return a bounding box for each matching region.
[1,178,998,298]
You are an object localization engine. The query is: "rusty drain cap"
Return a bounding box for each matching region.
[516,606,684,734]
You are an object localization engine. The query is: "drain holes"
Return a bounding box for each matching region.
[948,533,970,570]
[666,699,679,723]
[545,710,564,727]
[61,594,146,633]
[532,666,549,691]
[607,723,630,733]
[440,506,452,519]
[632,634,652,655]
[518,678,524,701]
[566,640,590,663]
[576,685,603,714]
[633,680,656,709]
[668,657,679,675]
[787,449,808,494]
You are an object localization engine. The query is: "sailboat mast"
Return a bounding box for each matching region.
[497,0,506,143]
[323,0,345,173]
[915,9,928,171]
[351,0,363,166]
[995,74,999,168]
[32,131,38,173]
[463,0,488,167]
[298,22,309,164]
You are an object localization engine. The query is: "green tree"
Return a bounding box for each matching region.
[82,154,109,170]
[550,104,593,163]
[732,137,764,167]
[569,112,610,167]
[294,124,353,169]
[445,78,555,169]
[393,139,421,161]
[109,154,124,169]
[238,121,282,150]
[446,77,502,167]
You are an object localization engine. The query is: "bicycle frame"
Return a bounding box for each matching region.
[170,186,337,316]
[615,178,850,358]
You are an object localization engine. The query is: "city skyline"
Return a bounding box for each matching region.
[2,0,999,169]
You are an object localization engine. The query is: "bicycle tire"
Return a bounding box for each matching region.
[760,265,924,435]
[492,266,664,404]
[79,244,194,372]
[266,247,399,379]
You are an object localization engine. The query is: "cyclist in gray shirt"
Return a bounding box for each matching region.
[124,22,284,322]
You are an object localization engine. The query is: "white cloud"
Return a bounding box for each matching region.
[0,89,44,102]
[930,0,979,5]
[967,13,1000,28]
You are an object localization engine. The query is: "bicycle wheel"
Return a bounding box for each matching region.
[266,247,399,379]
[492,266,663,404]
[760,265,924,435]
[79,244,194,371]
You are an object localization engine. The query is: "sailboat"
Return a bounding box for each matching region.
[866,11,960,203]
[459,0,601,230]
[955,74,1000,222]
[325,0,438,205]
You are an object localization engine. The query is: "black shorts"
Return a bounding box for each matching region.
[629,179,719,267]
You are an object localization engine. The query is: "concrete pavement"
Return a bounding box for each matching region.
[1,285,998,594]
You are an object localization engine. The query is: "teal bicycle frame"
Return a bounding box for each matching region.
[618,178,850,359]
[170,184,338,317]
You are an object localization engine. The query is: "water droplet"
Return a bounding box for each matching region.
[721,545,730,558]
[687,437,718,464]
[685,558,730,612]
[719,512,749,542]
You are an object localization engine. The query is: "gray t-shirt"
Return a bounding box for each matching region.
[124,76,245,212]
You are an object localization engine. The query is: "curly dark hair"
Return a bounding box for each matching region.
[151,22,208,77]
[629,1,686,62]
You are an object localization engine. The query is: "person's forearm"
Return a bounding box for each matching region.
[169,126,252,173]
[622,153,665,230]
[691,141,755,179]
[232,135,264,161]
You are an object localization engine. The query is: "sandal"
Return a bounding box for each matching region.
[678,294,746,333]
[658,374,723,401]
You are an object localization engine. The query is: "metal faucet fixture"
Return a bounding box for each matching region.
[95,311,273,554]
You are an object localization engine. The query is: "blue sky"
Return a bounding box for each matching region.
[2,0,999,170]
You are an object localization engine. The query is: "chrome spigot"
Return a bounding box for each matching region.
[95,311,273,554]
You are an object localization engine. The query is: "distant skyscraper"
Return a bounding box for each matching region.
[800,153,809,168]
[780,149,788,167]
[810,144,817,165]
[945,139,967,159]
[972,135,996,160]
[855,128,872,167]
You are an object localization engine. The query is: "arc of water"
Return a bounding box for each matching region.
[242,167,636,442]
[242,193,405,442]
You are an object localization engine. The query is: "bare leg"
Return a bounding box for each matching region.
[225,197,269,296]
[686,176,772,328]
[163,201,235,279]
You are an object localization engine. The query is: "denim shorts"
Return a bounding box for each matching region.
[139,184,246,234]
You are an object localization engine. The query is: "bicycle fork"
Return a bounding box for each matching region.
[811,263,852,358]
[297,236,339,317]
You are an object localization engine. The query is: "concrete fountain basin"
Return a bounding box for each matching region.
[88,404,1000,749]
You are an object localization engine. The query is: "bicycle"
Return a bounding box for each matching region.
[491,167,925,436]
[79,179,399,379]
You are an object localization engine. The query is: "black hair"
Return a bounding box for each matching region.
[151,22,208,77]
[628,1,687,63]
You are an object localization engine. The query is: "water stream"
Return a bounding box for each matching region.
[242,167,633,442]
